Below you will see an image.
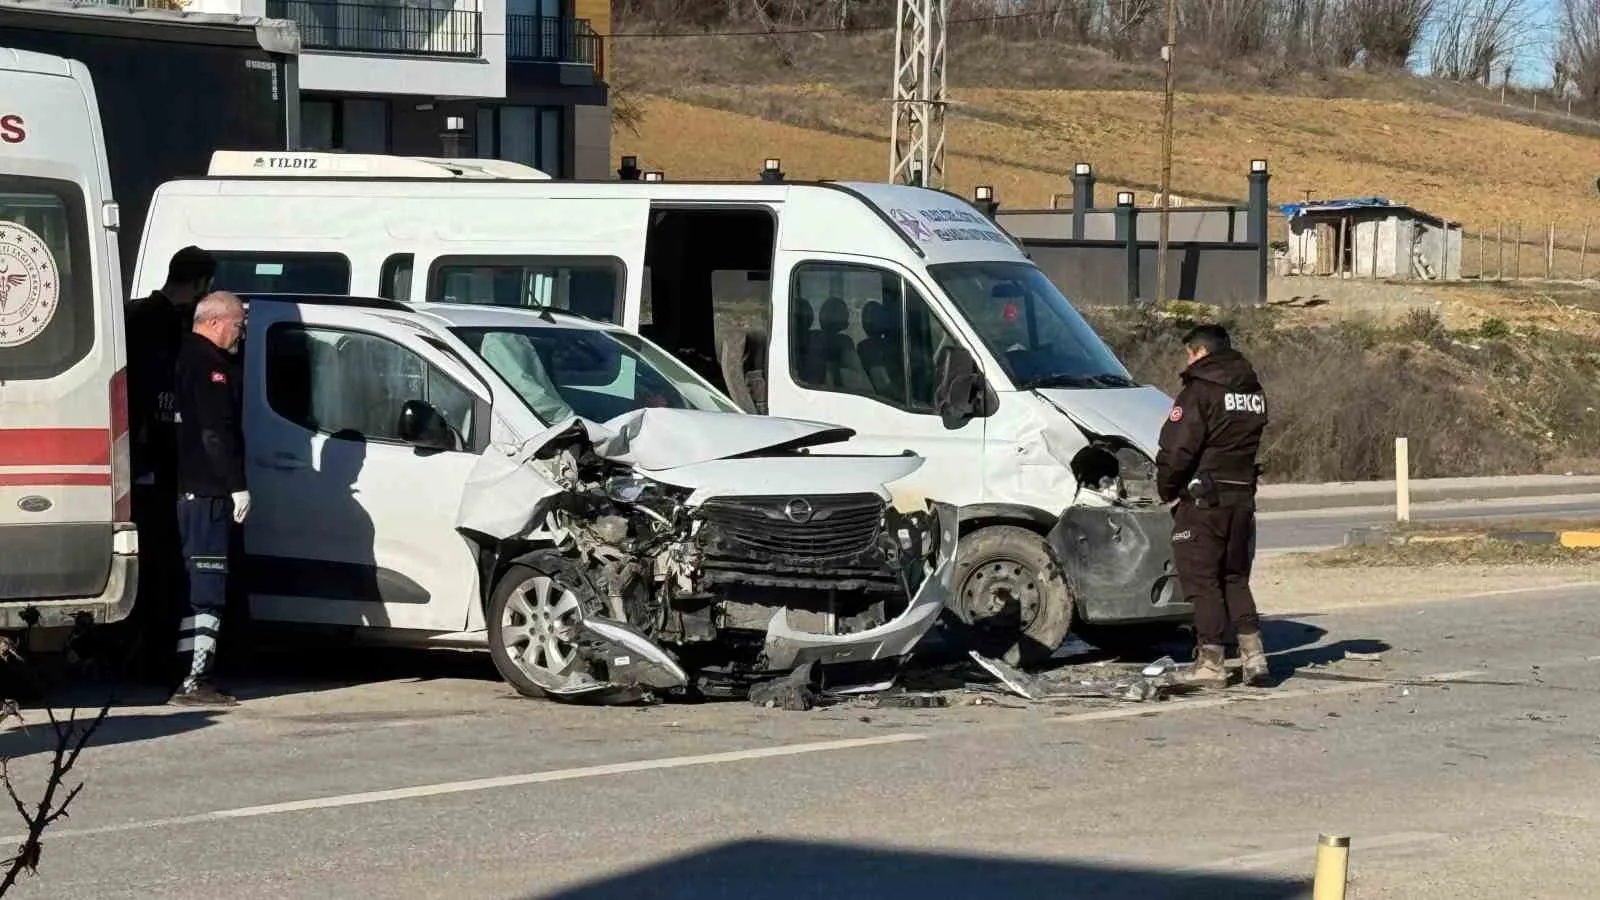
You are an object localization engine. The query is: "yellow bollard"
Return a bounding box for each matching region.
[1313,834,1350,900]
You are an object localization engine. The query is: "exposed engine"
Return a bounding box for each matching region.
[530,437,950,694]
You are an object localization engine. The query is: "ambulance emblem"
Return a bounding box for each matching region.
[0,221,60,348]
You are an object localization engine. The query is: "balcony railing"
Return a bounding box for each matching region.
[267,0,483,58]
[507,15,599,67]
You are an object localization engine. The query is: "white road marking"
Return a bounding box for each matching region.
[1202,831,1450,871]
[0,669,1492,844]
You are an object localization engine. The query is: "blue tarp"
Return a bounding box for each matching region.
[1279,196,1392,218]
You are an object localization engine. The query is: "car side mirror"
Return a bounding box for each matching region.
[935,345,990,428]
[397,399,456,452]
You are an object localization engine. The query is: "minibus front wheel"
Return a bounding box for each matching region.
[948,525,1074,668]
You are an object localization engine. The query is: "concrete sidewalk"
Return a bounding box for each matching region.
[1258,474,1600,513]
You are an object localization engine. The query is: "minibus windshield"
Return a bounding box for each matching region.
[929,261,1138,390]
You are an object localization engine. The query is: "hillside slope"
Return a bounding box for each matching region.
[612,43,1600,230]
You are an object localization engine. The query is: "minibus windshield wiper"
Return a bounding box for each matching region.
[1022,371,1135,389]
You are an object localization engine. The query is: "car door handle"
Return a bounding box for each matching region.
[256,452,306,471]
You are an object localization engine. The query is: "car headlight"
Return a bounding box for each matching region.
[605,474,650,503]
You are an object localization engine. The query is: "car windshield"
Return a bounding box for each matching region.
[451,324,739,424]
[929,261,1137,390]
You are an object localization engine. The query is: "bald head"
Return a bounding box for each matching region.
[194,290,245,353]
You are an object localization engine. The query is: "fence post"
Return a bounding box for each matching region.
[1071,163,1094,240]
[1515,221,1523,280]
[1496,222,1504,279]
[1371,220,1380,279]
[1547,223,1555,280]
[1396,437,1410,525]
[1478,228,1485,280]
[1582,224,1590,281]
[1115,192,1139,305]
[1248,160,1270,305]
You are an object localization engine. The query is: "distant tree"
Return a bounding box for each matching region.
[1429,0,1532,83]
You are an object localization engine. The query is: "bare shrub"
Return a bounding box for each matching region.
[1082,305,1539,483]
[1430,0,1533,83]
[1560,0,1600,107]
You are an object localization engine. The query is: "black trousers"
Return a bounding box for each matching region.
[1172,500,1261,646]
[176,494,233,683]
[130,482,185,679]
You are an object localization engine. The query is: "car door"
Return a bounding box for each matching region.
[764,254,989,510]
[243,301,490,632]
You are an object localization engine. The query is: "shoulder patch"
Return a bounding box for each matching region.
[1169,405,1183,423]
[210,370,227,384]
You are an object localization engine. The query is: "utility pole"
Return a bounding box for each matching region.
[889,0,948,188]
[1156,0,1178,305]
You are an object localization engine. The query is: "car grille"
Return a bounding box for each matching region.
[698,493,886,562]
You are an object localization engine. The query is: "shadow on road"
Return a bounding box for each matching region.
[0,710,222,760]
[535,839,1309,900]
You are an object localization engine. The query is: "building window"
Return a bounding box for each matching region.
[298,97,391,153]
[475,104,566,175]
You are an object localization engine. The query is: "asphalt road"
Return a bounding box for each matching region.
[4,574,1599,899]
[1258,492,1600,555]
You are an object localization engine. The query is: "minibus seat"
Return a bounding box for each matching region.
[791,297,825,386]
[717,328,769,415]
[817,297,873,394]
[857,300,904,400]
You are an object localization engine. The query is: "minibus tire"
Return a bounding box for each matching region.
[950,525,1073,667]
[487,555,606,701]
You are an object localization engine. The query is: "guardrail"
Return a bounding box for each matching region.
[266,0,483,58]
[507,15,599,67]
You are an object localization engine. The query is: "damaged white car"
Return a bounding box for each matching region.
[238,295,954,701]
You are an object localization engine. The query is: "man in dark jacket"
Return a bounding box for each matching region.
[124,246,215,682]
[170,291,248,706]
[1155,324,1269,689]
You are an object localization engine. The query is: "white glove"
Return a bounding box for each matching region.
[231,490,251,524]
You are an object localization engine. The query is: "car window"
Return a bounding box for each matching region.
[788,261,954,413]
[265,323,474,445]
[0,177,94,381]
[213,252,351,295]
[429,256,621,323]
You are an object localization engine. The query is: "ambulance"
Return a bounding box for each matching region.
[0,47,137,639]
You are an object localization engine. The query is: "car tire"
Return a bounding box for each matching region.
[486,554,603,700]
[950,525,1074,668]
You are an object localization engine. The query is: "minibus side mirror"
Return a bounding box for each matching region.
[935,345,990,428]
[397,399,457,452]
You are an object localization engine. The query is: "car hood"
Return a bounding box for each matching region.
[592,407,855,471]
[457,408,915,540]
[1033,385,1174,457]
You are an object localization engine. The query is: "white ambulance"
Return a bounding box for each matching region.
[0,48,137,638]
[134,151,1187,664]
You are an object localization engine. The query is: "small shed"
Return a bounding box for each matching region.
[1279,197,1462,281]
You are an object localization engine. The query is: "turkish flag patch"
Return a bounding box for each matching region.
[210,370,227,384]
[1169,405,1183,422]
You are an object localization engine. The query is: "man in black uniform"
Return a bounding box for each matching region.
[170,291,249,706]
[1155,324,1270,689]
[124,246,216,682]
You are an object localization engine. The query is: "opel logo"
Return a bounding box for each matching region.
[783,498,814,524]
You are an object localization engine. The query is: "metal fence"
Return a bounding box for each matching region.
[507,15,600,66]
[266,0,482,57]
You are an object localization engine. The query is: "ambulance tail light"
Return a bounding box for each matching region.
[110,368,132,523]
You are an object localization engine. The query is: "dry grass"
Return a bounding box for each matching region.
[613,35,1600,231]
[1309,540,1600,567]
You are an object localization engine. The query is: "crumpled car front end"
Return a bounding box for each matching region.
[457,408,957,702]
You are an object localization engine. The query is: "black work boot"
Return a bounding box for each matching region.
[168,676,237,707]
[1237,630,1270,686]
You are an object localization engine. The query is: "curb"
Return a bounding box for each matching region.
[1259,475,1600,514]
[1344,526,1600,548]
